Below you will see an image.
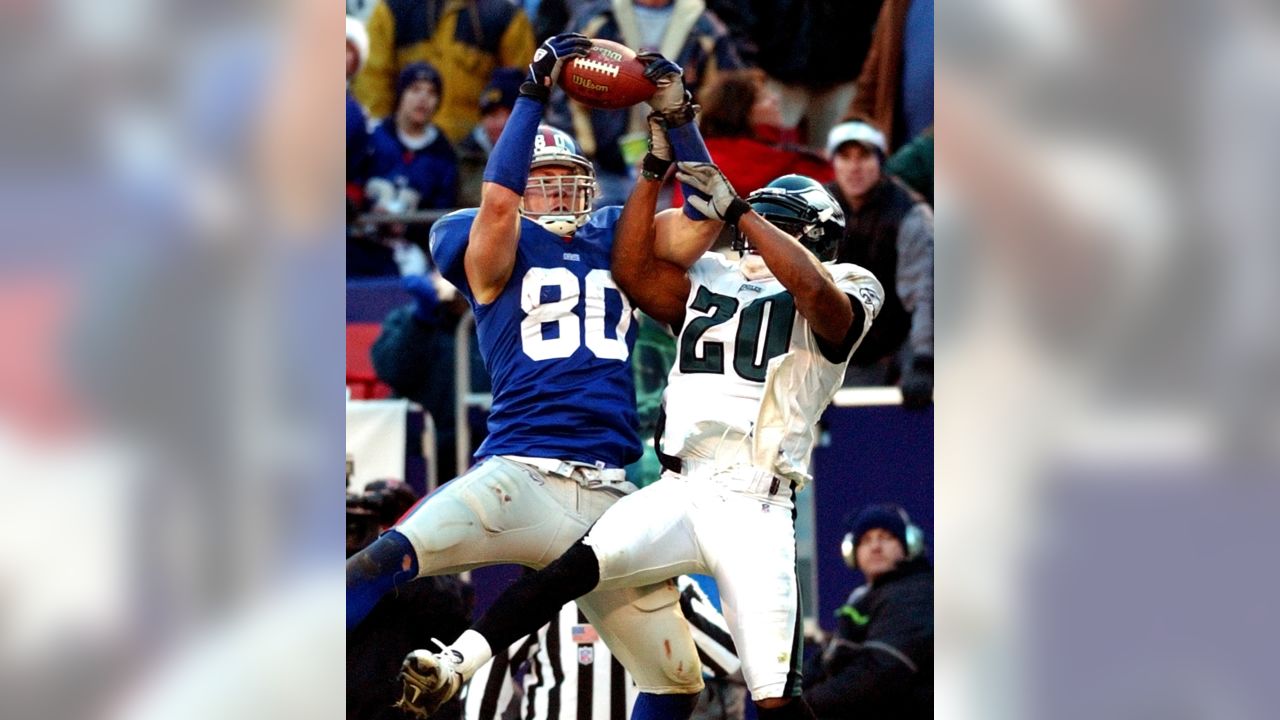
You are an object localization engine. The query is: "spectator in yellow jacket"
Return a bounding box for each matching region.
[353,0,536,144]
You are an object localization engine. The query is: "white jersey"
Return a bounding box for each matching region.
[661,253,883,488]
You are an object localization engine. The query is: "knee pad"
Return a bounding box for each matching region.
[346,530,418,629]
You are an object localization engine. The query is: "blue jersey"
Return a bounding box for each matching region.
[367,120,459,210]
[429,206,640,468]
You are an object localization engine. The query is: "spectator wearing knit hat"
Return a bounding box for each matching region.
[356,62,458,276]
[803,504,933,720]
[824,118,934,407]
[365,63,458,217]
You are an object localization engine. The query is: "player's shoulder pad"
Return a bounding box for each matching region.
[686,251,734,284]
[569,205,623,249]
[826,261,885,315]
[825,261,879,289]
[428,208,480,270]
[586,205,622,229]
[692,250,734,273]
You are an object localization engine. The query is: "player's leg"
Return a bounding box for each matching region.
[577,582,704,720]
[577,475,708,720]
[346,528,417,630]
[346,457,588,629]
[438,473,702,664]
[705,489,813,717]
[401,474,705,716]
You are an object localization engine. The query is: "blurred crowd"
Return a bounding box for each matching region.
[346,0,934,398]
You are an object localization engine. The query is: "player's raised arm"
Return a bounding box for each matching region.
[638,105,720,269]
[677,162,859,346]
[466,33,590,303]
[637,52,725,235]
[612,118,691,327]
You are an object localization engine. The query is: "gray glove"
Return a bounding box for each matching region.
[640,113,674,180]
[675,161,751,225]
[637,52,686,114]
[647,113,671,161]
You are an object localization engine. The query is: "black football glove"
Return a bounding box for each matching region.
[900,354,933,409]
[521,32,592,103]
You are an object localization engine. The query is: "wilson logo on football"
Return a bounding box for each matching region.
[572,75,609,91]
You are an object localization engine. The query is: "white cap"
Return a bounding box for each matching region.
[826,121,887,159]
[347,16,370,75]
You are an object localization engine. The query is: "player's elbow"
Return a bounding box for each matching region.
[478,181,522,215]
[805,293,855,344]
[791,273,835,310]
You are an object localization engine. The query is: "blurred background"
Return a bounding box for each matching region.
[1,0,1278,718]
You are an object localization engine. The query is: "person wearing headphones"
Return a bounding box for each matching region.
[803,504,933,719]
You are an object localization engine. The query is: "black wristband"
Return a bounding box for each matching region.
[518,80,549,104]
[640,153,672,180]
[723,197,751,226]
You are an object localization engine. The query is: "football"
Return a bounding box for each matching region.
[558,39,655,110]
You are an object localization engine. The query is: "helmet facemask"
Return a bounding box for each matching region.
[522,164,597,236]
[522,126,597,236]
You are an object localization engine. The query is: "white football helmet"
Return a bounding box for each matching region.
[523,125,597,236]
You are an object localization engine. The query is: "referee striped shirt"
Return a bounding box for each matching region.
[463,576,740,720]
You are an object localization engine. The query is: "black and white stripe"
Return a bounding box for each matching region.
[464,577,740,719]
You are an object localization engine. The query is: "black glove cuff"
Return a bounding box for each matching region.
[519,80,550,104]
[723,197,751,227]
[640,153,672,180]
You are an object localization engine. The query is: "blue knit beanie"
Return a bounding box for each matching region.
[395,62,443,110]
[850,504,909,551]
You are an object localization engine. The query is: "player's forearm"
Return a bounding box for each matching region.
[654,209,720,269]
[613,178,689,325]
[613,175,663,286]
[740,212,854,342]
[482,96,544,194]
[465,184,521,302]
[666,120,715,221]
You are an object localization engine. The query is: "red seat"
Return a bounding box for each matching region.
[347,322,391,399]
